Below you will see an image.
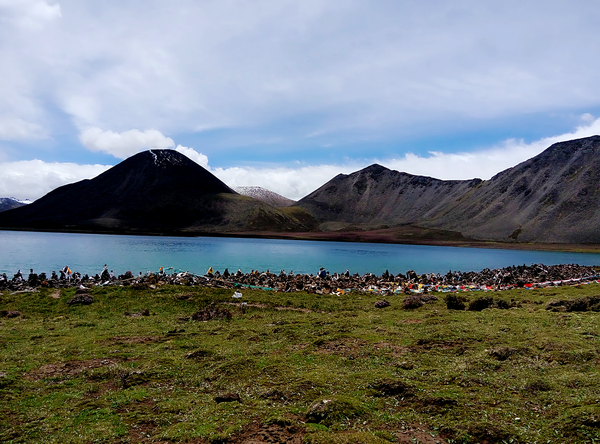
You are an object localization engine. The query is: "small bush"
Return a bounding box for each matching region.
[402,295,424,309]
[67,294,93,305]
[445,294,468,310]
[403,294,438,309]
[374,300,390,308]
[468,296,494,311]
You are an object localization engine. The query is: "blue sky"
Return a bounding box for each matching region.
[2,0,600,201]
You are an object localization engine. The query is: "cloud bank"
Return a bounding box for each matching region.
[80,128,176,159]
[4,116,599,202]
[0,160,108,201]
[213,116,600,199]
[2,0,600,149]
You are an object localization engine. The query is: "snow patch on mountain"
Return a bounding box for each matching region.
[234,186,295,208]
[0,197,29,212]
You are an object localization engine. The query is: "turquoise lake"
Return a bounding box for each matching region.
[1,230,599,277]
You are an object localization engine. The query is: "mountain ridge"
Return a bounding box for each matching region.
[234,186,295,208]
[0,198,28,213]
[298,135,600,243]
[1,137,599,244]
[420,135,600,242]
[0,150,313,234]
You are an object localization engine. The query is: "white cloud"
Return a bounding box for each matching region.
[0,117,46,140]
[382,114,600,181]
[212,164,358,201]
[0,0,61,29]
[2,115,599,202]
[212,115,600,199]
[3,0,600,143]
[174,145,209,168]
[79,127,175,159]
[0,159,108,201]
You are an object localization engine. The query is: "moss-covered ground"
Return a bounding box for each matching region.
[1,283,600,443]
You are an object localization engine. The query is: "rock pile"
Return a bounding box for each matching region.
[0,263,598,295]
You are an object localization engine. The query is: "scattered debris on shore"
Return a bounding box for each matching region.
[1,263,598,295]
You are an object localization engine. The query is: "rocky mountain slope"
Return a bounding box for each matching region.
[421,135,600,243]
[0,150,311,234]
[298,164,482,229]
[2,137,598,243]
[234,186,295,208]
[298,136,600,243]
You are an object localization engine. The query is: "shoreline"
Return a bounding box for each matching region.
[2,226,600,253]
[2,263,599,295]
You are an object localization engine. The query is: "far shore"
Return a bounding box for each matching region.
[1,225,600,254]
[242,228,600,254]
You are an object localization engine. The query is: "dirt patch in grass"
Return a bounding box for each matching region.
[128,420,161,443]
[370,379,414,397]
[373,341,408,357]
[192,302,233,321]
[315,338,369,357]
[104,335,161,345]
[412,338,466,351]
[115,398,161,443]
[224,421,305,444]
[399,318,424,324]
[223,302,313,313]
[396,424,449,444]
[84,379,120,397]
[24,358,120,381]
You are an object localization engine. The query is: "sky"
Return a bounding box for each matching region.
[2,0,600,201]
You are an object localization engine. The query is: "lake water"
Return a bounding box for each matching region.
[1,230,599,277]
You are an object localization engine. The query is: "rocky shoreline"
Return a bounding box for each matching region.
[1,263,598,295]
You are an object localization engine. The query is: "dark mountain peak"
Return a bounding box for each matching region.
[136,149,200,169]
[92,149,234,195]
[117,149,204,171]
[148,149,189,168]
[357,164,392,179]
[361,163,389,173]
[420,134,600,243]
[0,149,312,233]
[537,135,600,161]
[491,134,600,181]
[549,134,600,147]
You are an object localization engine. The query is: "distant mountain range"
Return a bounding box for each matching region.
[0,136,599,244]
[0,150,313,234]
[0,198,28,212]
[234,186,295,208]
[297,164,482,230]
[298,135,600,243]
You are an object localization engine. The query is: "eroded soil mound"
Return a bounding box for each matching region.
[25,358,119,381]
[225,421,304,444]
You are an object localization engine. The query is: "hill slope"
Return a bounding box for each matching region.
[421,135,600,243]
[298,136,600,243]
[298,164,482,229]
[0,150,310,234]
[234,186,295,208]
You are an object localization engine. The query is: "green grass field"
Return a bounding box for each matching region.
[1,283,600,443]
